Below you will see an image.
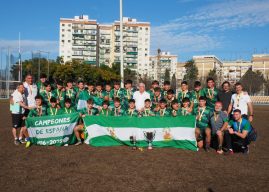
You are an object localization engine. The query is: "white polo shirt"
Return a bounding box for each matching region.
[11,90,25,114]
[133,91,150,110]
[231,92,251,115]
[23,82,38,107]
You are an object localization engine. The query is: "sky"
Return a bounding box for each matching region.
[0,0,269,62]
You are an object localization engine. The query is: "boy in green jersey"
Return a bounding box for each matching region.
[201,78,219,111]
[111,97,125,116]
[147,80,159,99]
[191,81,202,112]
[53,80,65,108]
[65,80,77,107]
[46,97,61,116]
[165,89,176,110]
[125,99,139,117]
[162,81,171,99]
[60,98,77,114]
[40,81,55,107]
[141,99,155,117]
[151,87,162,110]
[36,73,47,94]
[28,95,47,117]
[155,99,171,117]
[171,100,182,117]
[193,96,212,151]
[99,100,112,117]
[180,98,193,116]
[177,81,193,108]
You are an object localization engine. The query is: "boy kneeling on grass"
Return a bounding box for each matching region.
[73,99,99,146]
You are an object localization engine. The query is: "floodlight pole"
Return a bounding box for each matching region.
[120,0,124,88]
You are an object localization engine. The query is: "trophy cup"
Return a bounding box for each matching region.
[143,131,156,150]
[130,135,137,150]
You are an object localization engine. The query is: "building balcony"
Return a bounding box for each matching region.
[126,52,138,55]
[84,60,96,65]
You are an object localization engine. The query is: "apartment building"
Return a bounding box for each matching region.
[59,15,150,74]
[149,50,178,84]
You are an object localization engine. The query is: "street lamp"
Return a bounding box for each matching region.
[120,0,124,88]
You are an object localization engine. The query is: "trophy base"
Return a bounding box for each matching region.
[132,146,137,150]
[148,146,153,150]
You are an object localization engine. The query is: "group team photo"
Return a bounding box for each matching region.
[1,0,269,191]
[10,73,257,154]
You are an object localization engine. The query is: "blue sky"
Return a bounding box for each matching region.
[0,0,269,62]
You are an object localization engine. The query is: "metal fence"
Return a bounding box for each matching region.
[0,48,20,99]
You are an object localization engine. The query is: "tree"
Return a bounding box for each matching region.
[183,60,198,89]
[171,73,177,91]
[265,76,269,96]
[240,69,265,95]
[164,68,170,82]
[124,68,137,83]
[56,56,64,64]
[207,69,217,82]
[10,58,121,84]
[11,58,59,82]
[138,74,153,90]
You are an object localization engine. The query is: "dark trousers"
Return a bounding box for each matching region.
[224,130,257,151]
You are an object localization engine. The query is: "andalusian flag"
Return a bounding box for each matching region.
[83,116,197,151]
[26,113,79,146]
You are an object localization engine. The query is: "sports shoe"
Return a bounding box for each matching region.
[25,141,31,148]
[205,143,210,152]
[242,146,249,154]
[19,139,26,144]
[14,139,20,145]
[217,146,223,154]
[225,149,234,155]
[75,141,82,146]
[205,146,210,152]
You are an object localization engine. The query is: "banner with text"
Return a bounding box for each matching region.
[26,113,79,146]
[83,116,197,151]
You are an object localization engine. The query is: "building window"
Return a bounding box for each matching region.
[62,29,65,32]
[62,34,65,37]
[68,24,71,27]
[61,40,64,43]
[68,40,71,43]
[62,24,65,27]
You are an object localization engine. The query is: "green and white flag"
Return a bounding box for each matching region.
[26,113,79,146]
[83,116,197,151]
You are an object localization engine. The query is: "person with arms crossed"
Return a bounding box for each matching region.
[217,81,233,114]
[228,82,254,122]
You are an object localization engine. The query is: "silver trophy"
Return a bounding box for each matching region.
[129,135,137,150]
[143,131,156,150]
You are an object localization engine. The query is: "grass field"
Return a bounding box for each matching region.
[0,103,268,192]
